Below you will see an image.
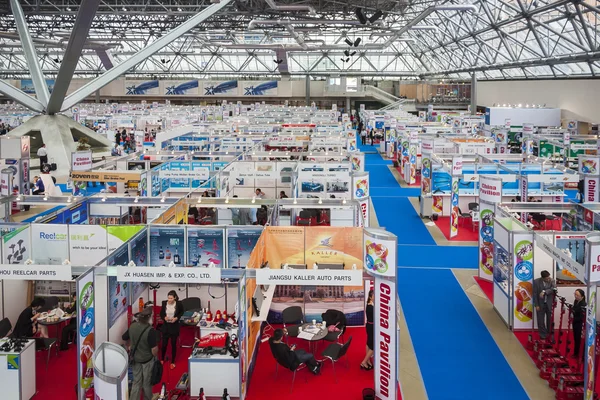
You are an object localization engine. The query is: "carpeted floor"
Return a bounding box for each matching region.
[245,326,393,400]
[394,168,420,187]
[398,268,529,400]
[474,276,493,302]
[372,196,435,245]
[433,216,479,242]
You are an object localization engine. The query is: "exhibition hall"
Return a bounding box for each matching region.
[1,0,600,399]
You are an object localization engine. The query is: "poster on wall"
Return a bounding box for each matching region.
[149,226,185,267]
[227,227,263,269]
[555,235,586,286]
[163,80,199,95]
[107,225,145,254]
[305,226,364,269]
[351,153,364,172]
[512,233,534,330]
[421,155,432,196]
[21,79,54,94]
[125,80,159,95]
[69,225,108,266]
[203,81,238,96]
[77,270,95,397]
[241,81,278,96]
[107,244,129,328]
[130,230,148,266]
[408,141,417,184]
[2,225,30,264]
[31,224,69,264]
[187,227,225,267]
[108,277,128,325]
[449,178,459,238]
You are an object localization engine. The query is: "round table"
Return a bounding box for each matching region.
[298,323,328,353]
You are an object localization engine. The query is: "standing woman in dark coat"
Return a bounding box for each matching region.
[160,290,184,369]
[572,289,586,358]
[360,290,374,370]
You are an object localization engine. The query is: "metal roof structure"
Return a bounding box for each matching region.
[0,0,599,111]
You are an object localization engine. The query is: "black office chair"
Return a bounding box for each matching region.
[282,306,304,339]
[457,207,472,227]
[468,202,479,212]
[321,336,352,383]
[321,309,347,342]
[179,297,202,348]
[181,297,202,312]
[0,318,11,338]
[269,338,307,393]
[30,337,58,371]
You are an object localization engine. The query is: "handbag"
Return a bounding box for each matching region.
[151,357,163,385]
[129,325,150,363]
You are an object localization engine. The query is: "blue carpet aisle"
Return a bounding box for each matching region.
[361,141,528,399]
[360,144,477,268]
[398,268,529,400]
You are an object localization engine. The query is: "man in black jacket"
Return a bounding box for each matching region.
[270,329,321,374]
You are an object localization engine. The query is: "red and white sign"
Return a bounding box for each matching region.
[479,176,502,203]
[563,130,571,146]
[523,123,534,134]
[358,198,370,227]
[71,151,93,171]
[588,238,600,283]
[585,176,599,203]
[451,156,463,176]
[421,139,434,154]
[0,171,10,196]
[374,276,397,399]
[504,119,511,128]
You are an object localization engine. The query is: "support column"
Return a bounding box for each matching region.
[95,90,100,103]
[346,97,351,113]
[305,75,310,106]
[470,73,477,115]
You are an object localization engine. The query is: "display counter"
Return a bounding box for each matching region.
[188,326,240,397]
[0,339,36,400]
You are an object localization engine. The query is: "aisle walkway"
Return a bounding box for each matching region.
[361,142,529,399]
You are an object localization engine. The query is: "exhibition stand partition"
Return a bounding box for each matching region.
[489,202,585,329]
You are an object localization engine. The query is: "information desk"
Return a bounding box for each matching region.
[0,339,36,400]
[188,326,240,397]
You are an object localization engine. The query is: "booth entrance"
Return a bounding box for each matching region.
[71,226,399,400]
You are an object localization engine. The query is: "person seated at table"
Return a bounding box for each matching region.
[12,298,48,338]
[60,292,77,351]
[269,328,321,375]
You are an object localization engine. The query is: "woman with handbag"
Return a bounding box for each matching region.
[160,290,184,370]
[360,290,374,370]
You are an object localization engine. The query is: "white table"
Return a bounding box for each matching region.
[0,339,36,400]
[189,327,240,397]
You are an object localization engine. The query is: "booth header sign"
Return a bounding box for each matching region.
[159,169,210,180]
[0,264,72,280]
[70,171,141,182]
[451,156,463,176]
[255,268,362,286]
[537,238,586,283]
[116,266,221,283]
[479,176,502,203]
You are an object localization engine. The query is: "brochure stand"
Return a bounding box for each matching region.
[92,342,129,400]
